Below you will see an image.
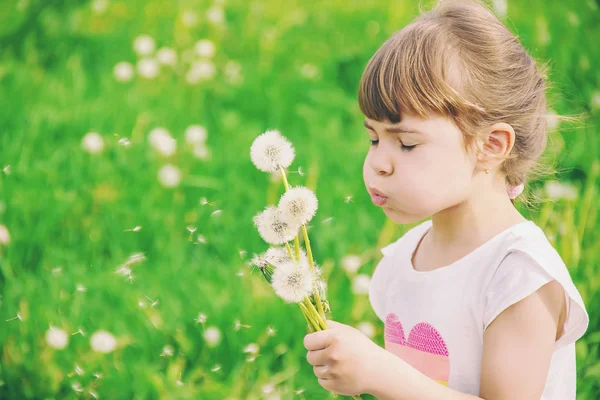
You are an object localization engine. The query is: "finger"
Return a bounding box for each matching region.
[313,364,331,380]
[306,349,328,366]
[304,330,332,351]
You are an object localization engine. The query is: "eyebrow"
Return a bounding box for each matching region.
[363,120,424,135]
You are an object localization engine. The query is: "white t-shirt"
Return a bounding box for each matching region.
[369,219,589,399]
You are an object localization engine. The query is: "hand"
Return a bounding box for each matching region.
[303,319,386,396]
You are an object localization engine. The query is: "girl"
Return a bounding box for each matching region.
[303,0,590,399]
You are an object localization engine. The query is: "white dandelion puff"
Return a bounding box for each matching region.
[82,132,104,154]
[156,47,177,66]
[250,130,295,172]
[193,144,211,160]
[0,224,10,245]
[186,60,216,83]
[341,254,362,275]
[253,206,299,245]
[181,10,198,27]
[263,246,297,267]
[113,61,134,82]
[90,330,117,353]
[133,35,155,56]
[158,164,181,188]
[46,326,69,350]
[148,127,176,156]
[137,58,160,79]
[203,326,222,347]
[206,7,225,24]
[352,274,371,295]
[271,260,313,303]
[195,39,216,58]
[278,186,318,225]
[185,125,208,145]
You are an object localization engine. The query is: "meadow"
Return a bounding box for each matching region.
[0,0,598,398]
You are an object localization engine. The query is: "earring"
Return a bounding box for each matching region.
[484,166,490,174]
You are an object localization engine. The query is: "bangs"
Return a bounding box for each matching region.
[358,19,479,124]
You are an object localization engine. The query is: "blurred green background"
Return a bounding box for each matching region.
[0,0,598,398]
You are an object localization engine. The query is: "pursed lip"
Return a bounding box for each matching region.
[368,186,388,198]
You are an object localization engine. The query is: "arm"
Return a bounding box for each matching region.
[368,280,565,400]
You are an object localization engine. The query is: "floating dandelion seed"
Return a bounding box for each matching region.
[75,364,84,376]
[71,328,85,336]
[118,137,132,147]
[345,195,354,203]
[196,234,207,244]
[271,260,313,303]
[176,373,184,386]
[124,225,142,232]
[200,197,215,206]
[322,217,334,224]
[211,209,222,217]
[195,313,207,324]
[145,296,159,307]
[3,165,11,175]
[250,130,295,172]
[211,364,221,372]
[238,249,247,258]
[161,345,174,357]
[278,186,318,225]
[93,372,103,379]
[295,388,305,395]
[243,343,260,354]
[234,319,251,331]
[236,269,245,277]
[266,326,277,336]
[76,284,86,292]
[72,382,84,393]
[253,206,300,245]
[89,390,99,399]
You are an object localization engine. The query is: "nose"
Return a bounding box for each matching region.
[369,148,394,176]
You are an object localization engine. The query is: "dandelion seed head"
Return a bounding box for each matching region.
[158,164,181,188]
[253,206,299,245]
[148,127,176,156]
[185,125,208,145]
[113,61,134,82]
[186,60,216,83]
[195,39,216,58]
[250,130,295,172]
[137,57,160,79]
[133,35,155,56]
[90,330,117,353]
[82,132,104,154]
[278,186,318,225]
[156,47,177,66]
[193,143,211,160]
[46,326,69,350]
[271,260,313,303]
[204,326,222,347]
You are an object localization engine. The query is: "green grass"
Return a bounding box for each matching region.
[0,0,599,398]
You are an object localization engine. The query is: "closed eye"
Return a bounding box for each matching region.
[369,139,416,152]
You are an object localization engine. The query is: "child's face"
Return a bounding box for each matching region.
[363,112,478,224]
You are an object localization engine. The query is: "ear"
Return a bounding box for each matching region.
[479,123,515,165]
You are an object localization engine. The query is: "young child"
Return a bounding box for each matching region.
[303,1,590,399]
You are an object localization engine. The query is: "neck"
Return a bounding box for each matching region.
[428,177,527,250]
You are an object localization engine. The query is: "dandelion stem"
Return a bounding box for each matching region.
[294,236,301,261]
[285,242,294,259]
[302,224,327,321]
[303,297,327,331]
[299,302,320,332]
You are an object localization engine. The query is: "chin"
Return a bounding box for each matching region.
[382,206,429,225]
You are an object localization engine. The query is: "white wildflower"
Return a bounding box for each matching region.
[204,326,222,348]
[278,186,318,225]
[186,60,216,83]
[185,125,208,145]
[137,58,160,79]
[250,130,295,172]
[113,61,134,82]
[158,164,181,188]
[148,127,176,156]
[82,132,104,154]
[253,206,299,245]
[0,224,10,245]
[544,180,577,200]
[206,7,225,24]
[271,260,313,303]
[195,39,216,58]
[193,144,211,160]
[341,254,362,275]
[133,35,155,56]
[46,326,69,349]
[352,274,371,295]
[181,10,198,27]
[156,47,177,66]
[90,330,117,353]
[356,321,376,339]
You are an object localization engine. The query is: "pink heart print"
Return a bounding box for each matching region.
[384,312,450,386]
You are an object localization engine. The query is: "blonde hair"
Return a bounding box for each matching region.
[358,0,550,190]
